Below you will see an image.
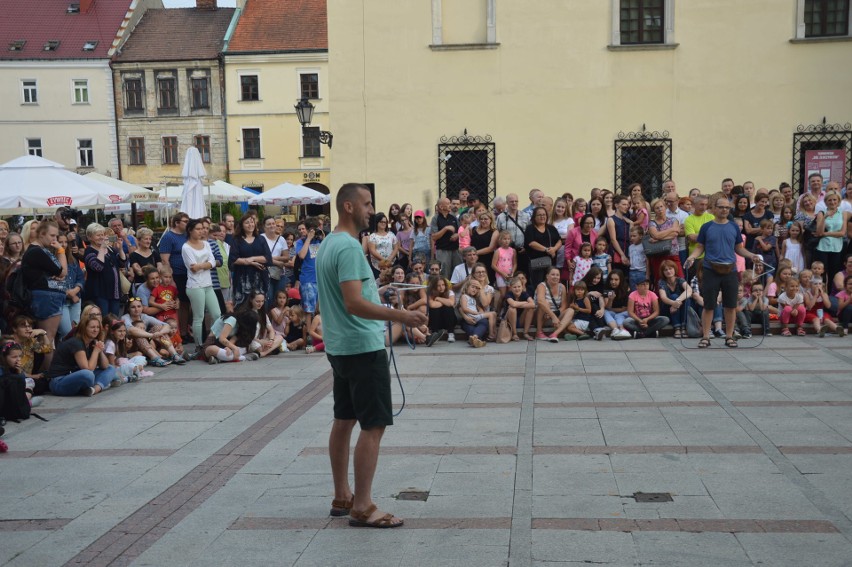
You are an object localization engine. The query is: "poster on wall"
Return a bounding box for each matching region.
[805,149,846,190]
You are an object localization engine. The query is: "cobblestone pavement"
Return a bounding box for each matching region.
[2,336,852,566]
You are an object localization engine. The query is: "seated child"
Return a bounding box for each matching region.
[777,279,806,336]
[151,267,179,323]
[738,282,770,338]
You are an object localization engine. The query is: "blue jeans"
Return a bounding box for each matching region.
[49,366,116,396]
[267,277,288,309]
[58,300,82,339]
[604,310,629,327]
[461,318,489,340]
[94,297,122,317]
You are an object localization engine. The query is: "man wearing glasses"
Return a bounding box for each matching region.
[685,198,762,348]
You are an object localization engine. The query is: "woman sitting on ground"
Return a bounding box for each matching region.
[202,309,261,364]
[46,307,118,396]
[426,275,458,343]
[238,291,284,357]
[535,267,578,342]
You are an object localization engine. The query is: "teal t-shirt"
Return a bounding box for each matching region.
[316,231,386,355]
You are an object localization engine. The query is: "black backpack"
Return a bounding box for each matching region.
[5,264,32,313]
[0,373,31,422]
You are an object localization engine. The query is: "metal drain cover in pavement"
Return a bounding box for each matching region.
[632,492,673,503]
[396,490,429,501]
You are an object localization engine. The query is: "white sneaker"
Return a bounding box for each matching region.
[447,333,455,343]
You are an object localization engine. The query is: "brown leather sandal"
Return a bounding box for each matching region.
[348,504,404,528]
[329,496,354,517]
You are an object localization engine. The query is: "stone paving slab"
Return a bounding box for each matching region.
[2,338,852,566]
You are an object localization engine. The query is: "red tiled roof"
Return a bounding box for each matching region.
[115,8,235,62]
[228,0,327,53]
[0,0,136,60]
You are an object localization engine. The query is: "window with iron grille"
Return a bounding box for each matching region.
[242,128,261,159]
[191,77,209,109]
[129,137,145,165]
[240,75,259,101]
[614,128,672,201]
[77,139,94,168]
[158,77,177,110]
[620,0,665,44]
[302,127,321,157]
[300,73,319,99]
[195,135,211,163]
[125,78,144,111]
[21,80,37,104]
[805,0,850,37]
[162,136,179,164]
[27,138,42,157]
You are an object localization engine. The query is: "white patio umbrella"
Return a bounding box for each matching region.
[0,155,132,210]
[85,172,159,203]
[248,182,330,206]
[179,147,207,218]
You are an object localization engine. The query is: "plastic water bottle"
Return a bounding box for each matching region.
[817,308,824,321]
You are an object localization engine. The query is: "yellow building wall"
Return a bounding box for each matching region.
[328,0,852,214]
[223,53,331,193]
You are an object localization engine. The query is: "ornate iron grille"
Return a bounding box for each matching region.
[792,118,852,196]
[614,126,672,202]
[438,130,496,206]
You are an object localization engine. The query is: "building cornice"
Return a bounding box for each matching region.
[223,50,328,64]
[0,60,110,68]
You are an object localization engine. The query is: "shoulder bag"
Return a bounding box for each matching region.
[529,229,554,271]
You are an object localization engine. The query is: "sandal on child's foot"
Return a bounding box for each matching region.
[797,327,807,336]
[781,328,792,337]
[511,335,520,341]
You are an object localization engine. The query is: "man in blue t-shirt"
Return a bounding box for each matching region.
[157,212,190,337]
[317,183,426,529]
[685,197,762,348]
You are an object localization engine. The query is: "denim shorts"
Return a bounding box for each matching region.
[300,281,318,313]
[30,290,65,320]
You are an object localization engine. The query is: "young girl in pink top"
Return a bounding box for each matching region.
[457,212,473,250]
[571,242,594,285]
[492,230,517,298]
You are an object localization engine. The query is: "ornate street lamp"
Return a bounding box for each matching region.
[294,97,333,148]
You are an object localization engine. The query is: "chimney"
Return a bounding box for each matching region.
[80,0,94,12]
[196,0,217,9]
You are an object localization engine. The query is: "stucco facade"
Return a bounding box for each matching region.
[327,0,852,214]
[223,52,331,194]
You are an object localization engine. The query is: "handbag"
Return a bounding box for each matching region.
[529,229,554,271]
[496,318,512,343]
[642,234,672,257]
[685,304,703,338]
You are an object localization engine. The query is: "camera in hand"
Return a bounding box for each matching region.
[304,216,325,240]
[59,207,81,222]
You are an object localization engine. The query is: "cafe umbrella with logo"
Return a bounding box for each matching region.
[0,155,134,212]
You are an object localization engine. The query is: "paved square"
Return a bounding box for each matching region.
[2,336,852,566]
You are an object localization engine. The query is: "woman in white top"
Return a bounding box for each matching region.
[368,213,399,271]
[261,216,289,308]
[551,198,574,269]
[182,218,222,348]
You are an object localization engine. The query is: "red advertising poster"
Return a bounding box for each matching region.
[805,149,846,190]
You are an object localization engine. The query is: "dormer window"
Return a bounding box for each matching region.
[44,40,60,51]
[82,40,98,51]
[8,40,25,52]
[67,3,80,13]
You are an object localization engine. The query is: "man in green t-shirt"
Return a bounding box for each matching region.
[316,183,427,529]
[683,194,714,277]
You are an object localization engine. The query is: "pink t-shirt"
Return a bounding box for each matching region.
[495,246,515,276]
[458,226,471,250]
[629,290,659,319]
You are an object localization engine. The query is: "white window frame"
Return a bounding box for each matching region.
[26,138,43,157]
[794,0,852,39]
[77,139,94,168]
[241,127,262,160]
[21,79,38,104]
[297,68,321,100]
[238,71,261,102]
[609,0,677,49]
[73,79,89,104]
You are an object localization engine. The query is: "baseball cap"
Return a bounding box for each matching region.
[414,210,425,218]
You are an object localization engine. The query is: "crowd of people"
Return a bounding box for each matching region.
[0,175,851,418]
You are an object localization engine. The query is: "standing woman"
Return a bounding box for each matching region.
[411,210,432,261]
[21,221,67,367]
[471,210,499,283]
[261,216,288,308]
[815,191,850,283]
[367,213,399,272]
[646,198,683,287]
[396,213,414,271]
[551,198,574,271]
[2,232,24,268]
[0,219,8,256]
[128,227,161,293]
[57,232,85,339]
[182,219,222,350]
[20,219,40,251]
[524,206,562,291]
[602,190,615,218]
[589,197,606,230]
[46,312,117,396]
[607,195,633,275]
[388,203,402,233]
[83,222,126,316]
[733,195,751,223]
[228,211,271,308]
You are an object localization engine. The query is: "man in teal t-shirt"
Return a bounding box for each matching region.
[316,183,427,529]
